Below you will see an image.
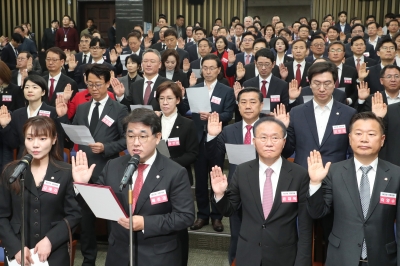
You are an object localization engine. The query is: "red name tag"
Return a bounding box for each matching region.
[101,115,115,127]
[380,192,396,205]
[333,125,346,134]
[281,191,297,203]
[42,180,60,195]
[38,110,51,117]
[150,190,168,205]
[211,96,221,105]
[270,95,280,102]
[2,95,12,102]
[344,78,352,84]
[168,137,180,146]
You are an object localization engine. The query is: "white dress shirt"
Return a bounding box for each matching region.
[142,75,159,99]
[259,157,282,201]
[48,71,62,92]
[353,55,364,65]
[91,58,104,64]
[386,92,400,105]
[27,103,43,118]
[313,97,333,144]
[82,52,91,63]
[368,37,379,49]
[161,108,178,140]
[165,70,174,80]
[87,95,109,125]
[293,60,306,79]
[275,54,285,66]
[258,74,272,93]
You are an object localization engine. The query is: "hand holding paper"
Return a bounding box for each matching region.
[61,123,95,145]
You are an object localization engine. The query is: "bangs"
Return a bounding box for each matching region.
[23,116,56,138]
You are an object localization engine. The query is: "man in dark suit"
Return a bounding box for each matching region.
[151,26,168,52]
[73,34,93,68]
[344,36,377,70]
[41,19,59,52]
[171,15,186,39]
[162,29,189,67]
[344,24,377,60]
[185,28,208,62]
[189,54,235,232]
[42,47,78,107]
[187,38,213,76]
[307,112,400,266]
[1,33,23,70]
[107,19,116,49]
[56,64,128,266]
[205,87,264,265]
[335,11,351,34]
[210,117,312,266]
[71,108,194,266]
[207,25,219,44]
[121,31,145,57]
[306,36,327,63]
[216,27,238,54]
[14,26,38,60]
[226,32,256,77]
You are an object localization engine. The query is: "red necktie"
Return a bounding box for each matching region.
[132,164,149,213]
[143,81,153,105]
[49,78,55,100]
[295,64,302,87]
[262,168,274,219]
[244,125,253,144]
[261,80,267,98]
[356,59,361,71]
[245,54,251,65]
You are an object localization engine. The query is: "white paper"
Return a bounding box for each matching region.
[225,144,256,165]
[186,87,212,113]
[157,140,170,157]
[192,69,201,78]
[303,95,313,103]
[7,249,49,266]
[74,183,128,221]
[336,87,345,92]
[119,54,129,70]
[130,105,153,110]
[261,98,271,114]
[61,124,95,145]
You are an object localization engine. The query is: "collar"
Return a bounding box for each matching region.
[244,52,253,58]
[385,91,400,99]
[354,55,364,60]
[354,157,378,172]
[92,58,104,64]
[166,70,175,75]
[92,94,109,105]
[258,74,272,83]
[294,60,306,67]
[83,52,91,56]
[143,150,157,165]
[162,108,178,120]
[259,156,283,171]
[242,119,259,130]
[205,79,218,91]
[49,71,62,80]
[144,74,159,84]
[313,96,334,110]
[132,48,141,55]
[337,63,343,71]
[10,43,15,49]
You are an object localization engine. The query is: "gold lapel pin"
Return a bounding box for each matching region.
[51,177,54,180]
[336,112,339,115]
[176,126,179,128]
[156,175,160,179]
[384,178,388,181]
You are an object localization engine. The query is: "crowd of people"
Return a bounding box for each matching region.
[0,9,400,266]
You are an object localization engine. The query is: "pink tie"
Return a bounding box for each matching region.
[143,81,153,105]
[132,164,149,213]
[262,168,274,219]
[244,125,252,144]
[49,78,55,100]
[356,59,361,71]
[245,54,251,65]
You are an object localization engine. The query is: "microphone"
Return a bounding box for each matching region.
[9,154,33,184]
[119,154,140,191]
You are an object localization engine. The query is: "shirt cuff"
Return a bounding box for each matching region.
[309,183,322,196]
[358,99,365,104]
[228,63,233,67]
[116,95,125,102]
[214,194,223,202]
[347,98,353,105]
[289,99,296,104]
[207,134,217,142]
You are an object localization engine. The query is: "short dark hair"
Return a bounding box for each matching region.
[263,24,275,35]
[215,36,228,48]
[201,53,222,68]
[253,117,287,138]
[388,19,400,27]
[310,35,325,44]
[85,64,111,83]
[51,19,59,24]
[156,80,183,101]
[380,64,400,78]
[133,24,144,32]
[194,27,207,36]
[215,18,222,23]
[63,15,72,20]
[274,36,289,52]
[81,33,93,40]
[350,36,366,46]
[255,48,275,63]
[164,28,178,39]
[177,15,185,20]
[231,16,240,23]
[385,13,396,19]
[11,33,23,43]
[349,112,384,134]
[14,26,24,32]
[278,28,291,36]
[235,23,244,29]
[367,22,380,29]
[253,16,260,20]
[298,24,310,33]
[253,38,268,49]
[307,61,338,83]
[292,39,308,48]
[323,14,333,21]
[292,21,301,27]
[338,11,347,17]
[237,87,263,102]
[125,54,141,68]
[376,38,397,51]
[351,23,365,33]
[241,31,256,40]
[124,108,161,134]
[160,49,180,72]
[198,38,212,48]
[127,30,142,40]
[19,51,32,60]
[23,74,48,100]
[365,15,376,21]
[217,27,228,33]
[247,26,258,32]
[311,30,326,38]
[45,47,66,61]
[89,37,106,48]
[87,18,94,23]
[275,21,286,27]
[328,40,345,51]
[159,16,167,22]
[327,26,339,34]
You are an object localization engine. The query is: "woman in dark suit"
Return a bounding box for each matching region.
[159,49,189,88]
[156,81,198,266]
[0,75,68,159]
[0,116,81,265]
[274,36,294,66]
[213,36,235,87]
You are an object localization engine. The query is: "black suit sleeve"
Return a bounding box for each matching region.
[103,105,129,157]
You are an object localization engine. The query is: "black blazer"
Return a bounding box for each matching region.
[162,113,199,185]
[0,83,25,111]
[284,61,312,88]
[0,161,81,266]
[362,64,384,94]
[150,42,165,52]
[381,102,400,166]
[335,22,351,34]
[290,86,347,108]
[1,43,17,70]
[184,44,199,62]
[42,73,79,106]
[96,153,194,265]
[107,26,116,49]
[1,102,68,159]
[158,69,189,89]
[74,52,93,68]
[226,53,255,77]
[214,158,312,266]
[189,58,201,69]
[338,64,358,105]
[344,56,377,69]
[41,27,56,50]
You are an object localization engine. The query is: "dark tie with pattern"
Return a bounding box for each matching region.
[359,165,372,259]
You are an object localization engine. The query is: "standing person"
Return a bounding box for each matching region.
[158,49,189,88]
[116,54,143,98]
[107,19,116,49]
[41,20,59,52]
[0,116,81,266]
[210,116,313,266]
[81,18,94,37]
[335,11,351,34]
[307,112,400,266]
[171,15,186,39]
[1,33,23,70]
[71,108,195,266]
[55,15,79,53]
[213,36,235,87]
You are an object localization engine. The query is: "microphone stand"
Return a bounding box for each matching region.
[20,170,27,266]
[128,182,133,266]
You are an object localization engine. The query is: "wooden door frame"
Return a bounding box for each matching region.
[76,0,115,33]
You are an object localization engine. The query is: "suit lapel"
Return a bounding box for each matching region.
[168,114,183,138]
[24,166,39,197]
[342,159,364,220]
[93,98,113,138]
[320,101,341,147]
[234,122,243,144]
[303,102,320,146]
[134,80,145,104]
[287,62,294,80]
[246,160,265,220]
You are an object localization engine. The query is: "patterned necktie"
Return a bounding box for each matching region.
[49,78,55,100]
[245,54,251,65]
[261,80,268,98]
[143,81,153,105]
[295,64,302,86]
[89,102,100,135]
[356,58,361,71]
[262,168,274,219]
[244,125,252,144]
[360,165,372,259]
[132,164,149,213]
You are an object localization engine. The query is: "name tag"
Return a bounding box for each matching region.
[101,115,115,127]
[64,37,67,42]
[333,125,346,134]
[42,180,60,195]
[154,91,157,98]
[2,95,12,102]
[150,189,168,205]
[38,110,51,117]
[168,137,180,146]
[211,96,221,105]
[282,191,297,203]
[270,95,280,102]
[344,77,352,84]
[380,192,396,205]
[363,52,370,57]
[221,58,228,63]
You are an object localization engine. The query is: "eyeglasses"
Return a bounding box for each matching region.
[329,48,343,53]
[159,97,176,102]
[353,43,365,47]
[312,43,325,47]
[311,81,334,88]
[254,135,285,143]
[86,83,105,89]
[352,30,363,34]
[90,46,104,50]
[382,75,400,80]
[202,66,218,72]
[242,38,254,43]
[380,46,396,51]
[17,57,27,61]
[256,62,272,68]
[127,135,150,144]
[45,58,61,63]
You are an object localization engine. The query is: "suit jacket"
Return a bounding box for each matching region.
[226,53,255,77]
[190,82,235,142]
[42,73,78,106]
[0,161,81,265]
[69,97,128,181]
[335,22,351,34]
[380,102,400,166]
[171,24,187,39]
[307,158,400,266]
[284,100,357,168]
[190,58,201,69]
[161,48,189,68]
[290,86,347,108]
[344,56,377,69]
[97,153,194,265]
[243,75,289,112]
[184,44,199,62]
[237,63,281,85]
[0,83,25,111]
[1,102,68,159]
[1,43,17,70]
[17,38,38,59]
[284,61,312,88]
[158,69,189,89]
[214,158,312,266]
[117,74,143,98]
[345,42,377,60]
[338,64,358,104]
[305,55,326,63]
[41,27,57,50]
[151,42,166,52]
[363,64,384,94]
[74,52,93,68]
[107,26,116,49]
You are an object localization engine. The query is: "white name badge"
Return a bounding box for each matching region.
[270,95,280,102]
[281,191,297,203]
[38,110,51,117]
[101,115,115,127]
[333,125,346,134]
[2,95,12,102]
[168,137,180,147]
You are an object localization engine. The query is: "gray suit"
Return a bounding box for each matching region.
[117,74,143,97]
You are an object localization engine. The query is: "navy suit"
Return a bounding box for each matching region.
[226,52,255,77]
[344,42,377,60]
[1,43,17,70]
[344,56,377,69]
[363,64,384,94]
[335,23,351,34]
[184,43,199,62]
[284,61,312,88]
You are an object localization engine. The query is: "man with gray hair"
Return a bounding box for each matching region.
[244,16,254,30]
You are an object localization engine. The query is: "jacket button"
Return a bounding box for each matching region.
[358,243,361,247]
[259,243,262,246]
[34,222,38,226]
[35,234,39,238]
[34,209,38,213]
[34,197,39,201]
[262,225,265,229]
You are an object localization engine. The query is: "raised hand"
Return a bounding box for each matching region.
[233,81,242,99]
[371,91,387,118]
[147,29,154,40]
[189,72,197,87]
[20,69,28,85]
[210,166,228,199]
[121,37,127,47]
[64,49,71,63]
[339,32,346,42]
[110,49,118,64]
[68,54,78,71]
[288,79,301,100]
[182,58,190,72]
[357,81,370,100]
[273,103,290,128]
[27,57,33,72]
[236,62,245,80]
[55,94,68,117]
[358,62,369,81]
[71,150,96,183]
[34,236,52,263]
[307,150,331,185]
[114,43,123,55]
[207,112,222,136]
[110,77,125,97]
[175,81,185,96]
[228,49,236,64]
[279,63,288,80]
[144,36,152,49]
[63,84,73,102]
[177,37,185,49]
[0,105,11,128]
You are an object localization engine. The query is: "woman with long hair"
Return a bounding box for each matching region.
[159,49,189,88]
[0,116,81,265]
